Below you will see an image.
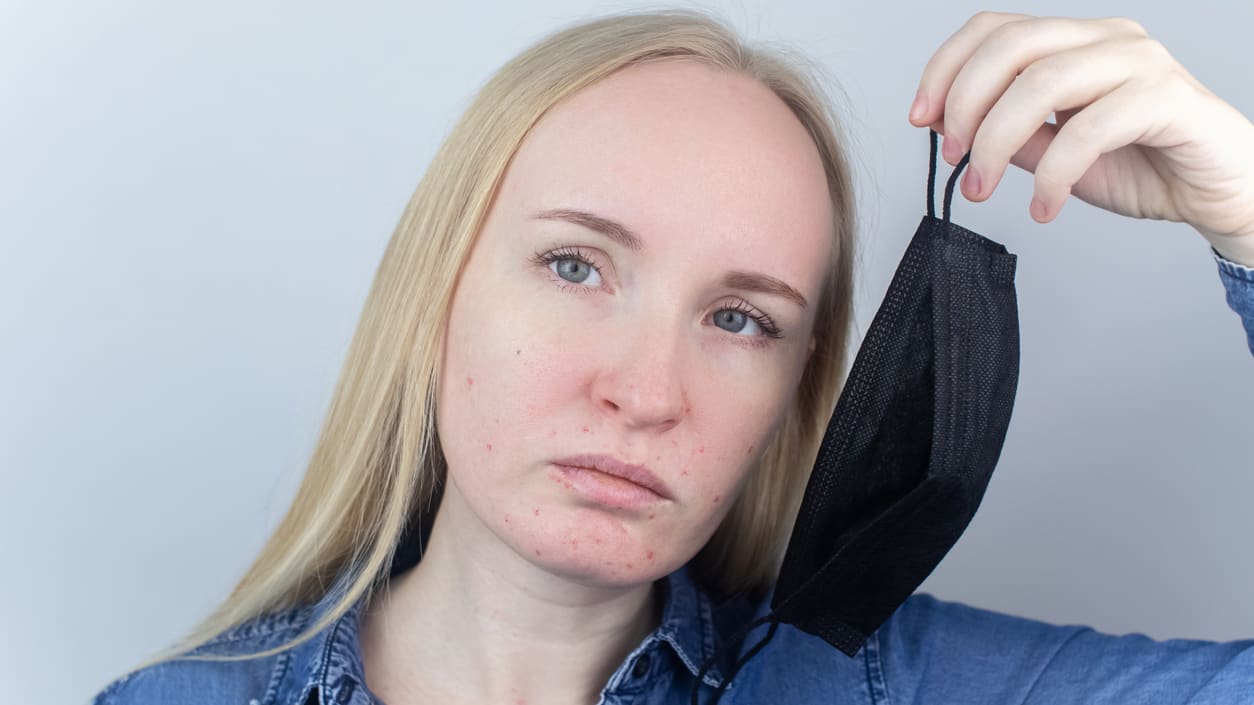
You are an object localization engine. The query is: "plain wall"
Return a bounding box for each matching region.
[2,1,1252,703]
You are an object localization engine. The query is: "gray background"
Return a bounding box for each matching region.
[3,1,1252,703]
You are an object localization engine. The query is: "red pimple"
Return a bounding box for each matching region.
[594,537,603,545]
[533,508,540,516]
[713,495,721,504]
[535,549,542,557]
[485,443,493,452]
[466,376,474,388]
[698,446,705,454]
[504,514,510,523]
[582,426,590,433]
[747,443,755,456]
[648,513,655,520]
[646,550,654,560]
[626,563,634,569]
[680,469,689,477]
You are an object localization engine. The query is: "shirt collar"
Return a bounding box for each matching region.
[278,563,745,704]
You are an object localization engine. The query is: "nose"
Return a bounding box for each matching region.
[591,321,687,432]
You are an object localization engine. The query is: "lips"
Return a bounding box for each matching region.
[550,453,672,500]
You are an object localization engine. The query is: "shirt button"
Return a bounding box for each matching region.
[632,653,652,679]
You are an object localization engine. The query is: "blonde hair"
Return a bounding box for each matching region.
[129,5,859,672]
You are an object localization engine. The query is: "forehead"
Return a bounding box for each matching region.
[497,58,834,285]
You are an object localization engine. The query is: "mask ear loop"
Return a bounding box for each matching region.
[688,129,972,705]
[927,129,971,224]
[689,613,780,705]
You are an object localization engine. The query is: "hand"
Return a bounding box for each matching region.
[909,11,1254,267]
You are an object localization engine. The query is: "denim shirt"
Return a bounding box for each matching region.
[91,250,1254,705]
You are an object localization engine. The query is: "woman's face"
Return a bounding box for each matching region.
[436,58,834,587]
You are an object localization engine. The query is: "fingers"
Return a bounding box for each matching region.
[909,14,1150,153]
[963,36,1172,205]
[922,16,1147,162]
[1028,79,1167,222]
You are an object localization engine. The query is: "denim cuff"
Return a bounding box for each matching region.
[1211,246,1254,357]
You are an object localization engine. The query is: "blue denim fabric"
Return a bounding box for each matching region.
[1213,247,1254,355]
[90,254,1254,705]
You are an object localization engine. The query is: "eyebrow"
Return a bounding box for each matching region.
[530,207,809,309]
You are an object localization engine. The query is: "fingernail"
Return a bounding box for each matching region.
[909,91,928,122]
[1030,197,1047,220]
[963,167,981,198]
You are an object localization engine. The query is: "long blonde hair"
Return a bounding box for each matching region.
[131,5,859,671]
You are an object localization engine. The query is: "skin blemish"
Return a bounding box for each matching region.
[713,495,721,504]
[535,549,542,557]
[548,429,557,439]
[503,514,510,523]
[582,426,590,433]
[647,513,654,520]
[533,508,540,516]
[515,349,521,356]
[626,563,634,569]
[485,443,493,452]
[594,537,603,545]
[680,469,689,476]
[670,439,678,448]
[698,446,705,454]
[747,443,755,456]
[647,550,654,560]
[466,376,474,389]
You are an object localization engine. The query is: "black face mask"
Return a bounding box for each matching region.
[692,129,1021,705]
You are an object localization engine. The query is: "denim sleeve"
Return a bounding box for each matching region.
[875,593,1254,704]
[1212,246,1254,357]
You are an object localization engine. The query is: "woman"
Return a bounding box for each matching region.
[91,8,1254,705]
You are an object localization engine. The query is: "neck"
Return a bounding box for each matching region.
[359,482,663,705]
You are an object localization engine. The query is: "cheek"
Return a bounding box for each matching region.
[436,272,799,581]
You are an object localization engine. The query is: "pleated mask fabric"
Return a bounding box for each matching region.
[692,129,1021,704]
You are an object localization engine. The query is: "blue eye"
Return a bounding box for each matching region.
[529,246,784,341]
[713,309,754,334]
[712,303,782,339]
[532,246,604,288]
[553,256,598,285]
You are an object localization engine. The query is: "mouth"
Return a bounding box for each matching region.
[550,453,672,508]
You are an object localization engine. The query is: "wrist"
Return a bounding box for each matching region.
[1209,238,1254,268]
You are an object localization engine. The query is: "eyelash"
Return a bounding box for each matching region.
[529,246,785,342]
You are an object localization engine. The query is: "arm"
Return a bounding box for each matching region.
[877,593,1254,704]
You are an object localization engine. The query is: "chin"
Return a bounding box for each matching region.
[517,533,676,588]
[542,557,673,589]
